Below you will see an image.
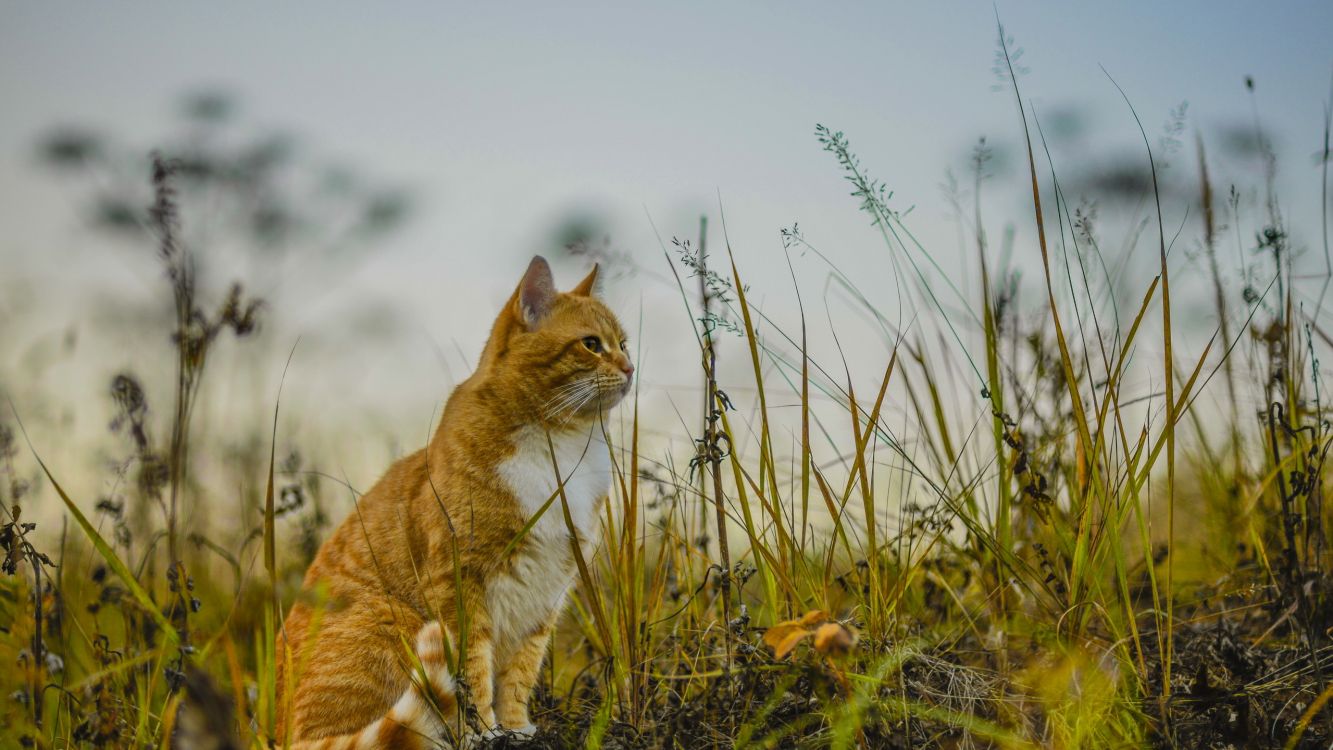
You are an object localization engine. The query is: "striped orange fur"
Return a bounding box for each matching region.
[285,622,457,749]
[276,257,630,747]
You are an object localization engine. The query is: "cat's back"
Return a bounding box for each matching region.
[299,445,434,590]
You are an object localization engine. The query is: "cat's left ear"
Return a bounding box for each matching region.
[517,255,558,327]
[571,263,600,297]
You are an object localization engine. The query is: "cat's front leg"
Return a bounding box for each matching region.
[461,634,498,735]
[460,615,498,732]
[494,616,556,736]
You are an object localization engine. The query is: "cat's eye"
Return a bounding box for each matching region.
[620,340,629,351]
[582,336,603,353]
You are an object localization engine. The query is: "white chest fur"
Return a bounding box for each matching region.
[488,424,611,657]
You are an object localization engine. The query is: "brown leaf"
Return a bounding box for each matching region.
[763,610,832,659]
[797,609,830,627]
[770,626,813,659]
[813,622,856,657]
[762,623,805,656]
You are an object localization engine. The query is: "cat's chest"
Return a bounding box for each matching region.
[496,425,611,541]
[487,426,609,654]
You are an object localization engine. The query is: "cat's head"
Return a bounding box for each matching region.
[480,256,633,424]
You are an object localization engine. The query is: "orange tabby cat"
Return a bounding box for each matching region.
[276,256,632,748]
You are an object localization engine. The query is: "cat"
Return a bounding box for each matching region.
[275,256,632,748]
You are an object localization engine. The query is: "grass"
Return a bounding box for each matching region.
[2,33,1332,750]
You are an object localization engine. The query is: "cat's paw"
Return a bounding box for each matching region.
[461,726,503,749]
[506,723,538,739]
[469,724,537,746]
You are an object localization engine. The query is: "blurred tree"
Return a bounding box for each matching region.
[37,89,411,295]
[27,89,414,557]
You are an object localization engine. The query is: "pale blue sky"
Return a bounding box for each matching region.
[5,3,1329,277]
[2,2,1331,488]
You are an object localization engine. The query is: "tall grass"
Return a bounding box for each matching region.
[3,41,1332,750]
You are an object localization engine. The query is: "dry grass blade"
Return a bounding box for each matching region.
[8,402,181,647]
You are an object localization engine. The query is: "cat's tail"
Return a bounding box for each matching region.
[287,622,459,750]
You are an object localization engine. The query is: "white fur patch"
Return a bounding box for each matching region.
[388,690,419,721]
[355,723,380,749]
[384,677,451,743]
[490,424,610,658]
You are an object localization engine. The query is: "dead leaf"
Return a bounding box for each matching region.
[763,623,806,657]
[771,627,812,659]
[763,610,833,659]
[813,621,856,657]
[797,609,830,627]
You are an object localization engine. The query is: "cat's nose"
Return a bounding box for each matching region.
[620,362,635,379]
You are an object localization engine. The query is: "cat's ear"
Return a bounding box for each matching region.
[571,263,600,297]
[516,255,557,327]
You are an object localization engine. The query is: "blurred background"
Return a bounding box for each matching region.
[2,1,1331,526]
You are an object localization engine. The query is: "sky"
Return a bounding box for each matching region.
[2,1,1331,502]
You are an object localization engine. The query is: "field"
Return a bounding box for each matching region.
[2,36,1332,750]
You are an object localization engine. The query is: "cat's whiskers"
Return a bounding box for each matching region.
[554,375,620,418]
[569,375,623,415]
[551,383,594,407]
[543,392,590,420]
[563,384,602,415]
[541,369,629,422]
[546,381,591,403]
[542,378,597,420]
[554,377,601,396]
